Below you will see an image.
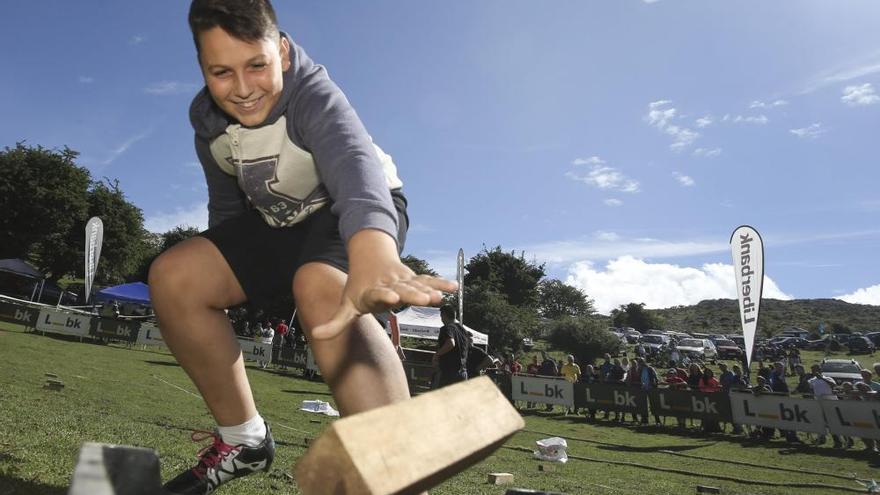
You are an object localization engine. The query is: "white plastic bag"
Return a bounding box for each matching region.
[533,437,568,463]
[299,399,340,417]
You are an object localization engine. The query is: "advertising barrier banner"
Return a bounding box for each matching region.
[512,374,574,407]
[237,338,273,363]
[0,300,39,327]
[821,399,880,440]
[272,347,311,369]
[575,383,648,415]
[403,362,436,393]
[648,389,733,422]
[136,323,166,347]
[730,391,827,434]
[91,318,141,344]
[36,308,92,337]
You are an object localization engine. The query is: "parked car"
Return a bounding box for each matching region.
[728,335,745,350]
[713,339,743,359]
[623,328,642,344]
[806,336,842,351]
[819,358,862,383]
[522,337,534,350]
[865,332,880,347]
[640,334,670,357]
[676,338,718,361]
[847,335,876,355]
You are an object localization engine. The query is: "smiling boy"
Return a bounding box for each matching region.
[148,1,456,493]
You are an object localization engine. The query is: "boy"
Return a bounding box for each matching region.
[149,1,456,493]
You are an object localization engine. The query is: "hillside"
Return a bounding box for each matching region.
[650,298,880,337]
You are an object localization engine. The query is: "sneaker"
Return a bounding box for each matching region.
[164,425,275,494]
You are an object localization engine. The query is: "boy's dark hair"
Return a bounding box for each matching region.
[188,0,279,54]
[439,304,456,320]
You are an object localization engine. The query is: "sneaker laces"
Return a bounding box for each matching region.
[189,430,240,479]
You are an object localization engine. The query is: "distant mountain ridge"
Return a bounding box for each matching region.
[650,298,880,337]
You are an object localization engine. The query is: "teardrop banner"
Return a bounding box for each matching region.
[457,248,465,321]
[84,217,104,303]
[730,225,763,368]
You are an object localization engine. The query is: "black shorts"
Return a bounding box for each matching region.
[200,190,408,309]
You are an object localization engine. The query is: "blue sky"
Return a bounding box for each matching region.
[3,1,880,314]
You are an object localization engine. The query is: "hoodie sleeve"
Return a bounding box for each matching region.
[288,44,398,246]
[196,135,249,228]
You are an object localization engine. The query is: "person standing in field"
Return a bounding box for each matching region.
[149,1,456,492]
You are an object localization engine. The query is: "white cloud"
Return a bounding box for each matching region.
[749,100,788,109]
[78,76,94,84]
[144,202,208,233]
[801,56,880,95]
[837,284,880,305]
[695,116,714,128]
[565,256,792,314]
[130,35,146,45]
[841,83,880,107]
[604,198,623,207]
[789,123,826,139]
[524,237,727,266]
[645,100,700,152]
[673,172,695,187]
[572,156,604,166]
[98,132,150,166]
[145,81,200,96]
[567,157,640,193]
[693,147,722,158]
[595,231,620,242]
[733,115,769,125]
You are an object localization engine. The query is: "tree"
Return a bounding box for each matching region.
[0,143,90,272]
[548,317,623,365]
[459,247,546,353]
[610,302,664,332]
[538,279,594,319]
[464,246,545,308]
[463,288,537,353]
[131,226,202,282]
[400,254,438,277]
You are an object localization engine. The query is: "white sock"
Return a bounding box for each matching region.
[217,413,267,448]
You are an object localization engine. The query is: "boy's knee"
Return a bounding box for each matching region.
[292,263,344,327]
[148,250,186,295]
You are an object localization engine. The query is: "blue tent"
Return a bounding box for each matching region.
[95,282,151,304]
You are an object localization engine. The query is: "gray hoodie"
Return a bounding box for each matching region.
[190,33,403,245]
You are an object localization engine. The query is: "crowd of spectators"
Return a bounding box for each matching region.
[497,349,880,453]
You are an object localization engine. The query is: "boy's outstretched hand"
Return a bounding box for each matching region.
[310,229,458,340]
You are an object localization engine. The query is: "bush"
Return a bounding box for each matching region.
[548,316,622,366]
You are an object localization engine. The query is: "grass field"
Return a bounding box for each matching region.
[2,322,879,495]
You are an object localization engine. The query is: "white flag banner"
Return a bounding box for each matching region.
[457,248,464,320]
[84,217,104,303]
[730,225,763,368]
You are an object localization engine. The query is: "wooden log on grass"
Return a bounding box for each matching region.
[294,376,524,495]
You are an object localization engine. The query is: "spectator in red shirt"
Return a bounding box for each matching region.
[664,369,688,428]
[698,368,721,393]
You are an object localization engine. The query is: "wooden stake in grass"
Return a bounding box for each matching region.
[294,376,524,495]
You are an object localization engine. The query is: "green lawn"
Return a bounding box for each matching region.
[1,322,878,495]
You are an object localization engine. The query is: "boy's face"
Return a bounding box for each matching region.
[198,27,290,127]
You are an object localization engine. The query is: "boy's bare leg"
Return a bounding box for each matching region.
[148,236,257,426]
[294,262,410,415]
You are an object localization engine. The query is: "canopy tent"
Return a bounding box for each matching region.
[0,258,43,279]
[94,282,151,305]
[387,306,488,346]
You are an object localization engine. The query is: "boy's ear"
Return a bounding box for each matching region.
[280,36,291,71]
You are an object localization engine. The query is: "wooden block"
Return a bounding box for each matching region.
[696,486,721,494]
[488,472,514,485]
[46,379,64,386]
[45,373,58,378]
[294,376,524,495]
[538,463,555,472]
